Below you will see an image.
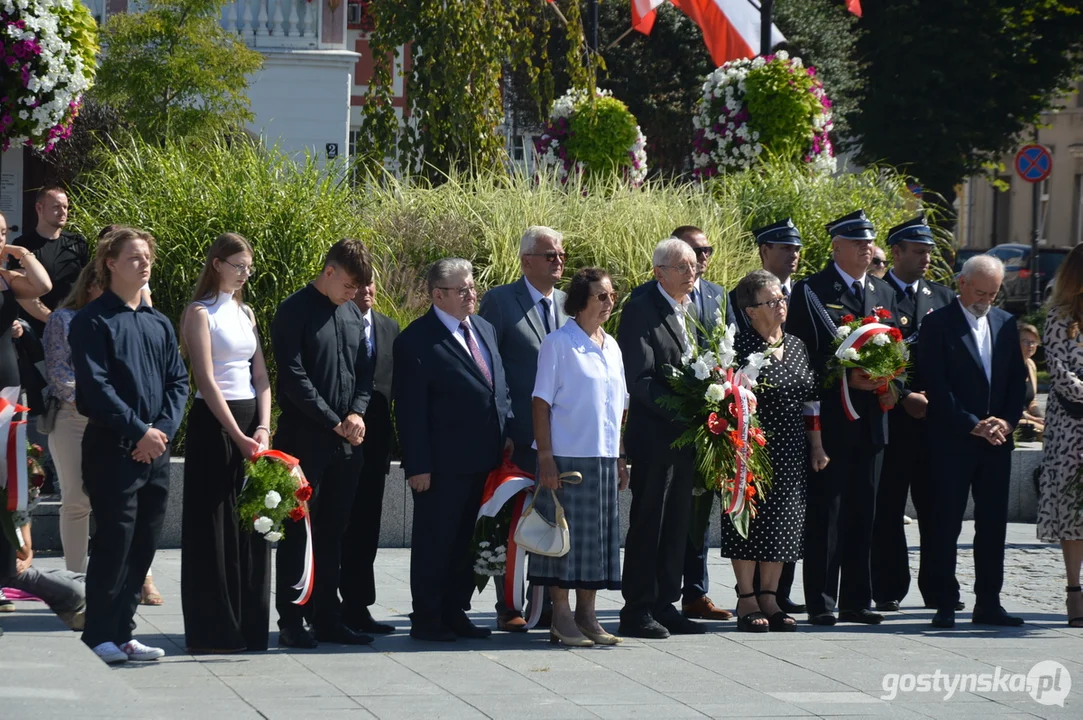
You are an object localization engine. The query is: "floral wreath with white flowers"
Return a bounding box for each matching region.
[691,50,834,179]
[0,0,98,152]
[534,87,648,187]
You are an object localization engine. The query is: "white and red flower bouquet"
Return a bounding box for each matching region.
[658,309,773,539]
[829,308,909,418]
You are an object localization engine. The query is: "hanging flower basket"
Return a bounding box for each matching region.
[535,87,648,186]
[0,0,99,152]
[691,51,834,178]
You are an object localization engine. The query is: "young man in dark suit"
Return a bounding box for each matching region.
[786,210,901,626]
[871,217,957,613]
[618,238,706,639]
[478,226,568,631]
[919,255,1027,628]
[339,280,400,636]
[394,258,513,642]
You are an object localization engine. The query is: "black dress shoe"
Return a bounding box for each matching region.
[807,612,837,626]
[655,611,706,635]
[446,615,492,639]
[278,625,318,649]
[777,597,806,614]
[931,609,955,629]
[346,611,395,635]
[838,608,884,625]
[314,622,374,645]
[924,601,965,611]
[618,617,670,639]
[875,600,901,612]
[971,606,1024,627]
[410,624,457,642]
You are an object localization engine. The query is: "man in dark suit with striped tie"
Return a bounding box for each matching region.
[732,219,805,614]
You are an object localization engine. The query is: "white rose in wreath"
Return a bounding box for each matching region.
[253,516,274,534]
[705,383,726,403]
[264,531,283,543]
[264,490,282,509]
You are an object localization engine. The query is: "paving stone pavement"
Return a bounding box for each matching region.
[2,521,1081,719]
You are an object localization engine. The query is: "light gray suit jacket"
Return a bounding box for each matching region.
[477,276,568,470]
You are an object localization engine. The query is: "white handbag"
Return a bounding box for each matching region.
[514,472,583,557]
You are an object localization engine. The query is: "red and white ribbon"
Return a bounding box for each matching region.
[476,461,541,627]
[835,323,893,421]
[722,368,754,517]
[249,448,315,606]
[0,387,29,513]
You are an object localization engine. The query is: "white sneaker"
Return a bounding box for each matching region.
[120,638,165,661]
[92,642,129,664]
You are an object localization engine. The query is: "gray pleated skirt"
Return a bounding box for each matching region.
[526,455,621,590]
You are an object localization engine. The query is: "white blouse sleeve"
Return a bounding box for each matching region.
[532,333,560,406]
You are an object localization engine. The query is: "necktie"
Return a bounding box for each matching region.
[363,316,373,358]
[460,321,493,386]
[905,285,916,303]
[539,298,552,335]
[852,280,864,307]
[782,284,790,298]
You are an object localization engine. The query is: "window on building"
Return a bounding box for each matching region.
[348,128,363,186]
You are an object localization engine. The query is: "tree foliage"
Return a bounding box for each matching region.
[91,0,263,141]
[852,0,1083,203]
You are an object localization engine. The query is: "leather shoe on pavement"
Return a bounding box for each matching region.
[278,625,318,649]
[346,610,395,635]
[682,595,734,620]
[931,609,955,629]
[447,614,492,639]
[924,600,965,611]
[777,597,806,614]
[314,622,374,645]
[618,617,670,639]
[656,609,706,635]
[410,624,457,642]
[497,611,529,633]
[971,606,1024,627]
[807,612,837,626]
[838,608,883,624]
[875,600,901,612]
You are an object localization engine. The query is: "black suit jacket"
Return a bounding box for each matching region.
[884,273,955,393]
[629,278,737,332]
[919,302,1027,446]
[786,263,901,448]
[363,310,400,473]
[393,309,512,477]
[618,285,692,458]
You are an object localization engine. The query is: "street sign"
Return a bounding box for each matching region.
[326,143,339,159]
[1014,144,1052,183]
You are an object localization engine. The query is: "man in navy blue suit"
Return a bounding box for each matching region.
[394,258,514,642]
[919,254,1027,628]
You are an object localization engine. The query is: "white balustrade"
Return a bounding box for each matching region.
[218,0,328,48]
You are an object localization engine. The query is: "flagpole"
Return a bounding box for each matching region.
[760,0,774,56]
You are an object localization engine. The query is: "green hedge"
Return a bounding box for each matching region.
[69,139,930,445]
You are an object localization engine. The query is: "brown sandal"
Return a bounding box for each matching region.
[140,583,164,606]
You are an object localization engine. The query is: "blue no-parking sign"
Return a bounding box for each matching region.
[1014,144,1052,183]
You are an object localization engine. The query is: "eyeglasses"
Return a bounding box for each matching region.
[1022,340,1039,348]
[659,263,696,275]
[224,260,255,276]
[870,258,886,267]
[593,292,619,304]
[437,285,477,299]
[526,251,567,264]
[692,246,714,257]
[748,296,789,309]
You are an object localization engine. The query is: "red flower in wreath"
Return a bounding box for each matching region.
[840,314,855,324]
[875,307,892,320]
[706,412,728,435]
[288,506,306,522]
[295,484,313,502]
[750,427,766,447]
[861,315,877,325]
[888,327,903,342]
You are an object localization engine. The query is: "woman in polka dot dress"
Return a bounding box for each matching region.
[721,270,826,632]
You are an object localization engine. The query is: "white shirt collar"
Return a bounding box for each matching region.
[834,262,867,290]
[524,278,554,305]
[656,282,692,311]
[888,271,919,295]
[958,298,987,328]
[434,305,471,335]
[362,308,374,326]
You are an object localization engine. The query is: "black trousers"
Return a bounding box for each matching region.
[803,441,882,615]
[621,446,695,622]
[81,424,170,649]
[181,399,271,651]
[274,431,363,631]
[410,471,487,627]
[871,411,936,605]
[339,436,389,623]
[926,439,1011,610]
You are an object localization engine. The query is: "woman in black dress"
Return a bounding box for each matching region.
[0,209,54,618]
[720,270,827,632]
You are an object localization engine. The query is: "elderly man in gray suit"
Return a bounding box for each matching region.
[478,225,568,632]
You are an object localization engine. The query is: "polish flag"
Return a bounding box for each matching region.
[847,0,862,17]
[632,0,668,35]
[672,0,786,66]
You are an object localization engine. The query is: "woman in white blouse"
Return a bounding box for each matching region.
[530,267,629,647]
[180,233,272,653]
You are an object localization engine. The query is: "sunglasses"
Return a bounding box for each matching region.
[527,251,567,263]
[692,246,714,257]
[870,258,886,267]
[593,292,619,303]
